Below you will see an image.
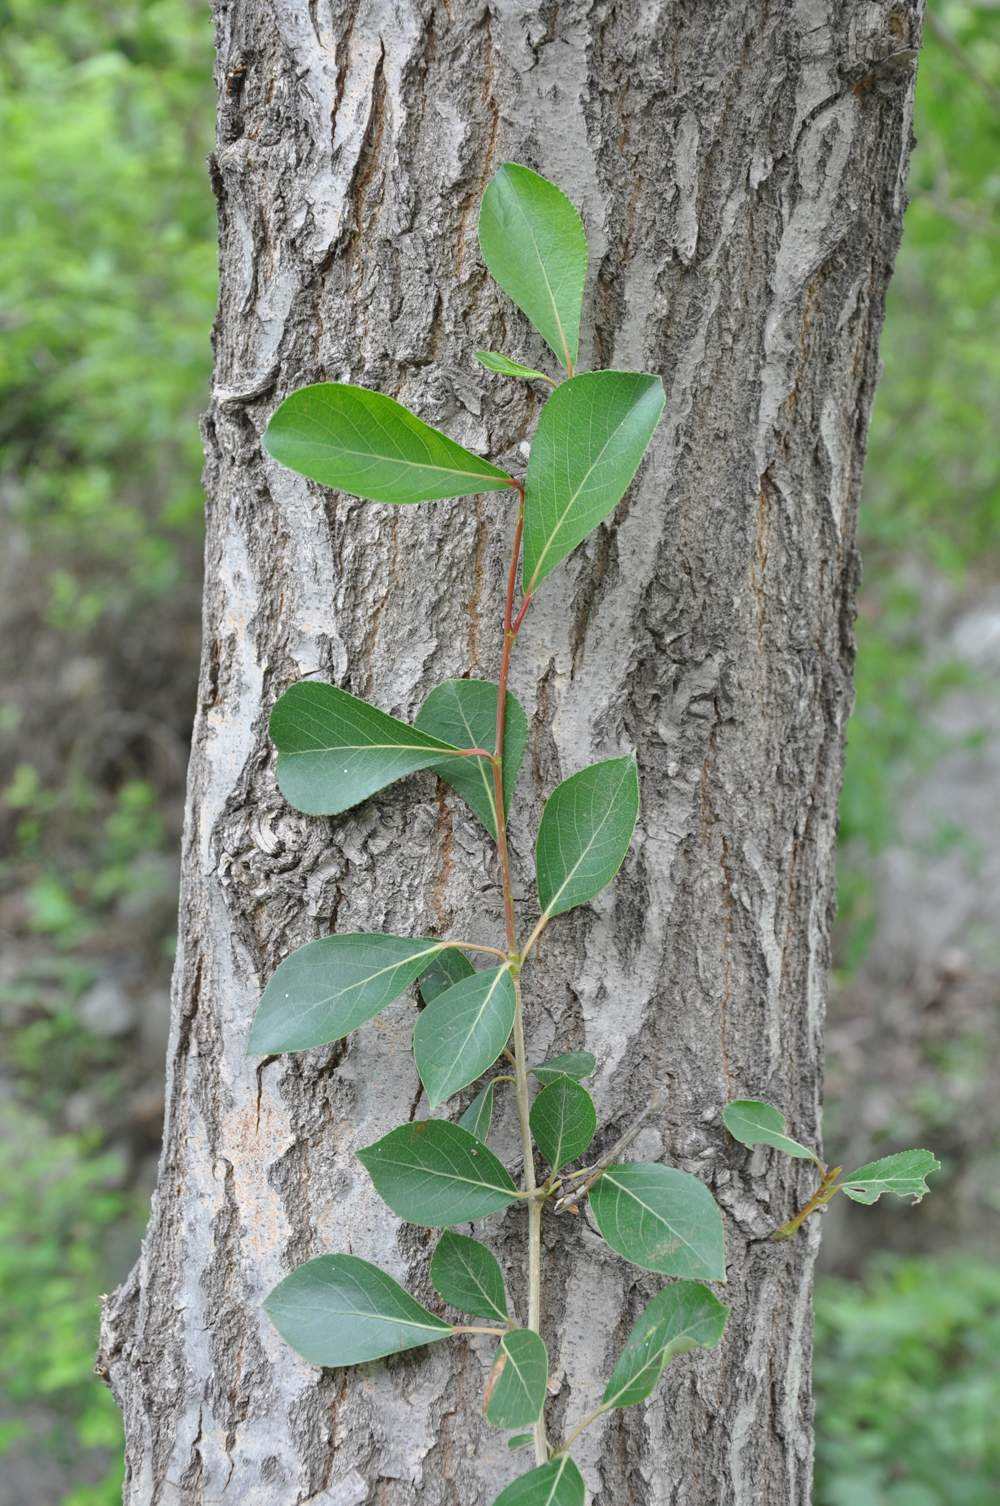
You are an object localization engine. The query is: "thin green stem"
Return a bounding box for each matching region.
[451,1324,509,1338]
[556,1401,609,1455]
[447,939,509,960]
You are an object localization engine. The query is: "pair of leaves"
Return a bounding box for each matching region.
[589,1163,726,1282]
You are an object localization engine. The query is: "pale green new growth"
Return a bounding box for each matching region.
[476,350,554,385]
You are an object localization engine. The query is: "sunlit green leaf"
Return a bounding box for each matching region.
[839,1149,940,1206]
[358,1120,520,1226]
[530,1078,596,1172]
[485,1329,548,1428]
[535,757,639,918]
[491,1456,585,1506]
[430,1231,508,1322]
[589,1163,726,1280]
[264,1253,451,1366]
[478,163,587,371]
[476,350,553,385]
[249,934,450,1054]
[722,1100,818,1163]
[602,1281,728,1409]
[264,382,514,503]
[459,1079,497,1141]
[415,679,528,838]
[270,680,462,816]
[522,371,665,591]
[419,947,475,1007]
[530,1051,596,1086]
[414,966,516,1110]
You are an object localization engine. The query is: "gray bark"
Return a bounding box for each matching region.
[99,1,924,1502]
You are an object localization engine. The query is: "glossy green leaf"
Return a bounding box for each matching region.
[722,1100,818,1163]
[459,1079,497,1141]
[478,163,587,371]
[264,382,514,503]
[419,947,476,1007]
[264,1253,451,1367]
[602,1281,728,1409]
[476,350,553,385]
[839,1149,940,1205]
[522,371,665,591]
[270,680,462,816]
[415,679,529,838]
[430,1231,508,1322]
[358,1120,520,1226]
[413,966,516,1109]
[535,756,639,919]
[249,933,449,1054]
[589,1163,726,1280]
[530,1051,596,1087]
[485,1329,548,1428]
[507,1434,533,1452]
[530,1078,596,1172]
[492,1456,585,1506]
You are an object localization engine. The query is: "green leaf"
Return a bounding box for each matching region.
[535,757,639,919]
[419,947,476,1007]
[491,1456,585,1506]
[507,1434,534,1452]
[476,351,553,384]
[270,680,462,816]
[589,1163,726,1280]
[415,679,529,839]
[530,1078,597,1172]
[459,1079,497,1141]
[413,966,516,1109]
[530,1051,596,1086]
[839,1149,940,1206]
[263,382,514,503]
[478,163,587,371]
[264,1253,451,1367]
[602,1281,729,1409]
[722,1100,818,1163]
[358,1120,520,1226]
[430,1231,508,1322]
[522,371,665,592]
[485,1329,548,1429]
[249,934,450,1054]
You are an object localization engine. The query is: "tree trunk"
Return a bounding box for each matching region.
[99,2,924,1501]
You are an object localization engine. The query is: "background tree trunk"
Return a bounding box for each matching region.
[99,1,924,1501]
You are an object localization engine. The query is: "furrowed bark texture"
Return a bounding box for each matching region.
[100,2,923,1502]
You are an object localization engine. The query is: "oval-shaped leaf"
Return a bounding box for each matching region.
[476,350,554,384]
[602,1280,729,1409]
[264,1253,451,1367]
[530,1078,597,1172]
[414,966,516,1109]
[430,1231,508,1322]
[522,371,665,592]
[530,1051,597,1086]
[485,1329,548,1429]
[492,1456,585,1506]
[249,934,449,1054]
[415,679,528,839]
[271,681,462,817]
[478,163,587,371]
[589,1163,726,1281]
[459,1079,497,1141]
[839,1149,940,1206]
[535,756,639,919]
[264,382,514,503]
[419,947,476,1007]
[722,1100,819,1163]
[507,1434,533,1452]
[358,1120,520,1226]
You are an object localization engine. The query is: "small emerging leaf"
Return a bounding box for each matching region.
[485,1329,548,1429]
[419,947,476,1007]
[415,679,528,839]
[358,1120,520,1226]
[264,1253,451,1367]
[430,1231,508,1322]
[507,1434,533,1452]
[249,933,449,1054]
[264,382,513,503]
[602,1281,728,1409]
[589,1163,726,1281]
[460,1079,498,1141]
[476,350,553,385]
[414,966,516,1109]
[722,1100,818,1163]
[530,1077,597,1172]
[478,163,588,371]
[535,756,639,919]
[839,1149,940,1206]
[530,1051,596,1086]
[491,1456,585,1506]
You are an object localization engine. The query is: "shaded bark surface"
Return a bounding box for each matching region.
[100,2,924,1501]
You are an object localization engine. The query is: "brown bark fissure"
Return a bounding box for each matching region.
[99,2,924,1502]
